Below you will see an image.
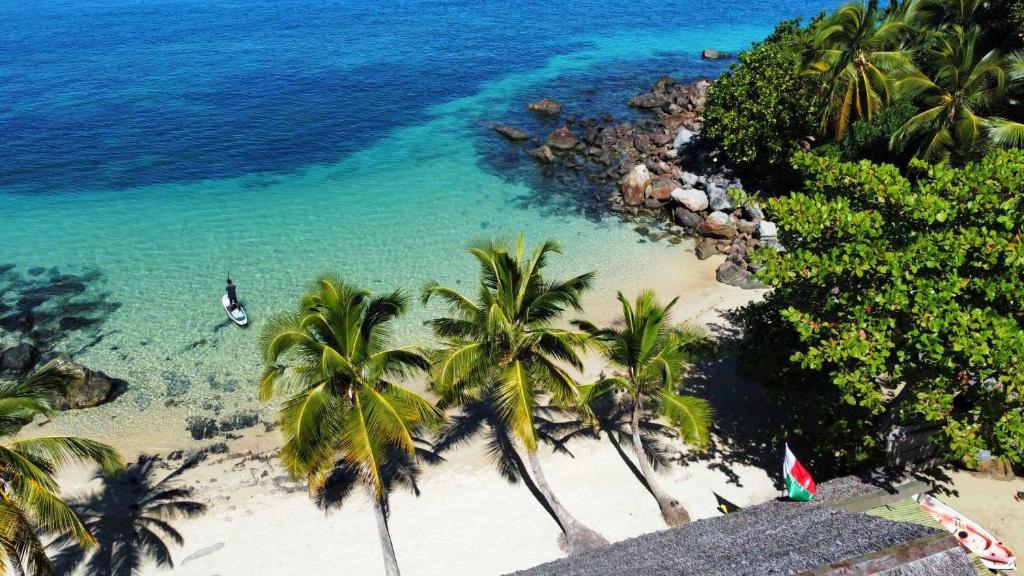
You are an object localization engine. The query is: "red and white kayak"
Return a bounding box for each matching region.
[916,493,1016,570]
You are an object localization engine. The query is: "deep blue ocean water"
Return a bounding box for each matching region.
[0,0,837,444]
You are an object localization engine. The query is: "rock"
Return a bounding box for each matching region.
[219,409,260,433]
[673,127,696,149]
[620,164,652,206]
[528,98,562,116]
[547,127,578,151]
[737,219,759,235]
[698,211,737,239]
[680,172,700,188]
[716,261,764,289]
[50,359,122,410]
[702,49,732,59]
[707,185,736,212]
[654,76,676,93]
[695,238,718,260]
[528,145,556,164]
[758,220,778,238]
[644,198,664,209]
[673,207,703,230]
[1,343,40,373]
[628,93,662,109]
[493,124,529,141]
[649,178,681,201]
[746,203,766,221]
[671,188,709,212]
[187,416,220,441]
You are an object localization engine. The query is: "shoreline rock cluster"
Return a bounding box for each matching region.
[492,76,776,289]
[0,343,124,410]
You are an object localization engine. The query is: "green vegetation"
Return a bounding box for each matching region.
[0,360,123,575]
[741,149,1024,470]
[422,236,609,554]
[703,0,1024,176]
[702,19,821,177]
[258,277,442,576]
[575,292,713,526]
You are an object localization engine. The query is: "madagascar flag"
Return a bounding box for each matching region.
[783,444,817,501]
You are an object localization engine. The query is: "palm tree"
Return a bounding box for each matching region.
[0,359,123,575]
[258,276,443,576]
[422,235,608,554]
[48,456,206,576]
[803,0,915,138]
[574,291,714,526]
[891,25,1024,160]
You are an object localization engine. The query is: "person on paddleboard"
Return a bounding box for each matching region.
[226,278,239,311]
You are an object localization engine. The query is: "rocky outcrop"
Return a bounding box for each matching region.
[50,358,124,410]
[0,343,39,373]
[528,98,562,116]
[494,124,529,141]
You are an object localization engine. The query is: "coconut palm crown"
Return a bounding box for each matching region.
[802,0,915,138]
[574,291,714,526]
[422,235,608,554]
[258,276,442,576]
[891,25,1024,160]
[0,359,123,576]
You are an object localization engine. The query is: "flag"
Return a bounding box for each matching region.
[783,444,817,501]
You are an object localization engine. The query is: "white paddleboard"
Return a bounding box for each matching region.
[222,294,248,326]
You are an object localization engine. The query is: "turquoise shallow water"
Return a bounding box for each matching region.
[1,1,836,447]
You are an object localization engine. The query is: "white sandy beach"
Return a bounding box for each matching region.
[47,245,782,576]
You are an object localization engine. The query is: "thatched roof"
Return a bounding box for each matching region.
[508,477,977,576]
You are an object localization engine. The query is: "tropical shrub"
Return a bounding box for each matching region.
[702,19,821,179]
[740,149,1024,471]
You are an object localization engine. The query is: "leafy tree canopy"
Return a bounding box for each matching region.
[702,19,822,180]
[741,149,1024,470]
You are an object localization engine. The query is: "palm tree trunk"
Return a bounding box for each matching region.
[524,449,608,555]
[8,559,24,576]
[368,485,402,576]
[630,398,691,526]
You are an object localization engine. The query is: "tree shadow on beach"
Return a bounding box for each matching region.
[49,455,208,576]
[678,319,788,490]
[430,399,584,528]
[314,437,445,513]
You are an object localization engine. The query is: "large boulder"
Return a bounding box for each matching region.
[0,343,39,373]
[716,261,766,289]
[695,237,718,260]
[494,125,529,141]
[707,185,736,212]
[547,127,578,151]
[758,220,778,238]
[621,164,652,206]
[649,178,681,201]
[50,359,122,410]
[697,211,737,239]
[671,188,709,212]
[702,49,732,60]
[673,127,696,149]
[528,145,556,164]
[628,93,663,109]
[528,98,562,116]
[673,207,702,230]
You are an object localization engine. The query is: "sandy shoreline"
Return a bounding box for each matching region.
[49,246,781,576]
[44,244,1024,575]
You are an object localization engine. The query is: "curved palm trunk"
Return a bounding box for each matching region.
[524,449,608,555]
[369,485,401,576]
[630,398,691,526]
